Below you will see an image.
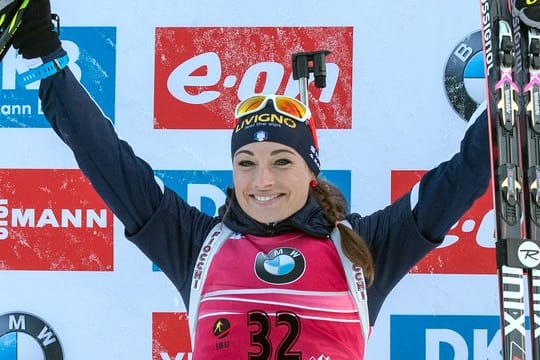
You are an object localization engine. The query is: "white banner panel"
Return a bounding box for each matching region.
[0,0,498,359]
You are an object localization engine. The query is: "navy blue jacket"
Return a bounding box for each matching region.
[39,67,491,325]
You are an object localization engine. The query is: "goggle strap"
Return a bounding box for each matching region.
[308,119,319,150]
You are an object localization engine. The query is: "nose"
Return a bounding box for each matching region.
[253,165,275,188]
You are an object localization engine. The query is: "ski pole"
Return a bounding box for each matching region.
[292,50,331,106]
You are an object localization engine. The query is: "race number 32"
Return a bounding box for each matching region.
[248,311,301,360]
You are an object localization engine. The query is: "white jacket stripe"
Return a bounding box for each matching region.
[330,220,370,350]
[188,223,234,348]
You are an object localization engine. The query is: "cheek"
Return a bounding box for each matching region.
[284,173,310,199]
[233,172,249,191]
[295,184,310,203]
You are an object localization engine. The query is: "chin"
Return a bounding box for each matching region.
[248,206,301,224]
[253,215,281,224]
[245,210,280,223]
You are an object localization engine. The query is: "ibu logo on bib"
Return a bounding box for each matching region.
[254,247,306,284]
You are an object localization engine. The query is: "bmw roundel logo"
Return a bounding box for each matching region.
[0,312,63,359]
[444,30,485,122]
[254,247,306,284]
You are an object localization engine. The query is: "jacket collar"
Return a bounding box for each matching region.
[218,188,333,238]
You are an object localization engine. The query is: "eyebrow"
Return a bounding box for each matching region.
[234,148,297,158]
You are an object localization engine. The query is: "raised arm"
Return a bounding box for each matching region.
[8,0,166,234]
[39,58,163,235]
[348,106,491,323]
[12,1,221,299]
[412,106,490,241]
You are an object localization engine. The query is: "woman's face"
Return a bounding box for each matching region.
[233,141,314,224]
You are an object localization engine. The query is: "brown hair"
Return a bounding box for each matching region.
[310,178,375,285]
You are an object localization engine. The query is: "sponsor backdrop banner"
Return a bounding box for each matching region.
[0,0,498,358]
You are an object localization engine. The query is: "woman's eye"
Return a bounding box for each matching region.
[238,160,255,167]
[275,158,292,166]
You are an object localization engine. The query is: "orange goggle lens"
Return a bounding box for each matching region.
[275,96,307,120]
[235,95,267,116]
[235,95,310,122]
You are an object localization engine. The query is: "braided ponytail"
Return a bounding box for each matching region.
[310,178,374,285]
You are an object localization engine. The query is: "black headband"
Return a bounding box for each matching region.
[230,101,320,175]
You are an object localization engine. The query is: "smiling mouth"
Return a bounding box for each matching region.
[252,194,281,202]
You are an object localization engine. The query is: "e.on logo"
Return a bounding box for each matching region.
[0,169,113,271]
[152,312,192,360]
[154,27,353,129]
[391,170,495,274]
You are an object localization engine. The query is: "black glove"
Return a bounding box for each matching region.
[11,0,60,59]
[514,0,540,29]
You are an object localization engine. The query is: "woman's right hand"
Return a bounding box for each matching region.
[12,0,60,59]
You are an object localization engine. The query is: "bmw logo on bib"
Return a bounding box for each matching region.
[254,247,306,284]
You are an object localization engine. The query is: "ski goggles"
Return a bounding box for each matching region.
[233,94,319,151]
[234,94,312,123]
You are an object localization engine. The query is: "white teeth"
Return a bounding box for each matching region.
[254,194,278,202]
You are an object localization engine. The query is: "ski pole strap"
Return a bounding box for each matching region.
[514,0,540,30]
[20,53,68,85]
[496,238,540,269]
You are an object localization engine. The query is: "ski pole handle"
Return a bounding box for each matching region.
[292,50,331,106]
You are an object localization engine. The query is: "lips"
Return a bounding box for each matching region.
[252,194,280,203]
